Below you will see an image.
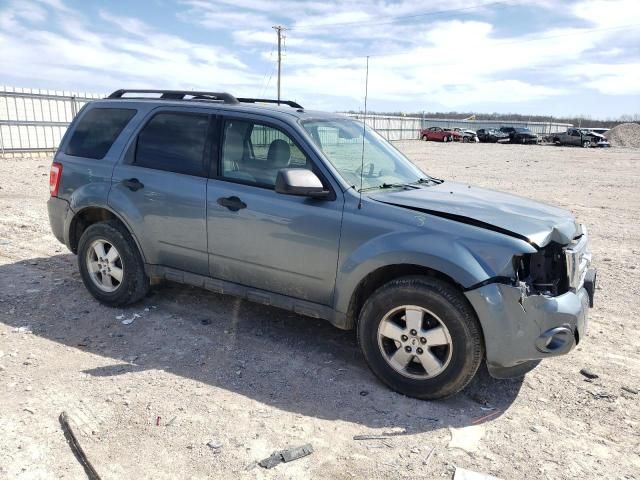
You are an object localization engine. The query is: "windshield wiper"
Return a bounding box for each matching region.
[357,177,443,192]
[414,177,444,185]
[358,183,412,192]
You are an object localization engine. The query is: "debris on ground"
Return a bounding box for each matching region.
[471,410,501,424]
[258,444,314,469]
[580,368,599,380]
[166,416,177,426]
[621,386,638,395]
[120,314,141,325]
[207,438,223,452]
[423,447,435,466]
[59,411,102,480]
[588,391,616,400]
[454,466,503,480]
[604,122,640,148]
[448,425,485,453]
[353,434,391,440]
[13,326,32,334]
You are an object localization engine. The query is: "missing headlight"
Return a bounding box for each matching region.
[515,243,569,296]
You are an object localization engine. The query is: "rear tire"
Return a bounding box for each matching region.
[443,136,448,143]
[582,140,591,148]
[357,276,484,400]
[78,220,149,307]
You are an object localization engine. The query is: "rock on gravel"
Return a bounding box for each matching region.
[605,122,640,148]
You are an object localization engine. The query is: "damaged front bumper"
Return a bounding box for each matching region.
[465,273,596,378]
[465,225,596,378]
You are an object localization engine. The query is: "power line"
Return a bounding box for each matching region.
[290,0,509,31]
[258,44,275,96]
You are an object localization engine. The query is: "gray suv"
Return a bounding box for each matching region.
[47,89,596,399]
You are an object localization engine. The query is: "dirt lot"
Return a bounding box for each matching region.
[1,142,639,480]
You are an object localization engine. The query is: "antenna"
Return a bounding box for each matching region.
[358,56,369,210]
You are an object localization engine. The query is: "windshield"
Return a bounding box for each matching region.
[301,118,430,191]
[515,128,533,133]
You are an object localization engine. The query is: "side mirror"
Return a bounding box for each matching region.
[275,169,330,198]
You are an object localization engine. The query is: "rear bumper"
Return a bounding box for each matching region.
[465,270,596,378]
[47,196,70,246]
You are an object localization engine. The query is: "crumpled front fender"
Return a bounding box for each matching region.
[333,226,536,316]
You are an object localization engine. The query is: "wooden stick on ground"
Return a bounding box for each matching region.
[59,411,102,480]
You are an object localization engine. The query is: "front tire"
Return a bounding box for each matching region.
[357,276,484,400]
[442,136,448,143]
[422,135,428,141]
[78,220,149,307]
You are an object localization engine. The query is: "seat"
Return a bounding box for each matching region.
[223,130,255,182]
[267,139,291,168]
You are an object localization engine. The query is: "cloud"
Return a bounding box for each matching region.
[0,0,638,115]
[0,0,256,94]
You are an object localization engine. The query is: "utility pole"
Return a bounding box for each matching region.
[272,25,286,103]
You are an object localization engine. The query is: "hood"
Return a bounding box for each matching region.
[369,182,578,247]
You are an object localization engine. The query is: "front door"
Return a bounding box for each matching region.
[109,109,213,275]
[206,116,343,305]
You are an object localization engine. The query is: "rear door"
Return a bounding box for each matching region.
[109,108,213,275]
[206,114,343,305]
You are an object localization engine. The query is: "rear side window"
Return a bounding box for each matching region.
[66,108,136,159]
[135,112,209,177]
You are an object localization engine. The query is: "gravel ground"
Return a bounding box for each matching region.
[1,142,639,480]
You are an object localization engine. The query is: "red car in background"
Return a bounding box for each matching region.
[420,126,461,142]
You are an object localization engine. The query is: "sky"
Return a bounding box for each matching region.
[0,0,639,118]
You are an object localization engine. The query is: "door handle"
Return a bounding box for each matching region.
[217,196,246,212]
[121,178,144,191]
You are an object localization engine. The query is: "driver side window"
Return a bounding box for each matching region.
[221,119,311,187]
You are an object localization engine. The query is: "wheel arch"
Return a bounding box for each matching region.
[67,206,146,262]
[343,263,474,331]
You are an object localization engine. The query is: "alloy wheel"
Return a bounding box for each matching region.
[86,239,124,293]
[377,305,453,379]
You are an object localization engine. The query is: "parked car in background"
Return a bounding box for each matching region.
[420,126,460,142]
[452,128,479,143]
[552,128,610,148]
[500,126,539,144]
[476,128,510,143]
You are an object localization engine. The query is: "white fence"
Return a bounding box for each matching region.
[0,86,576,154]
[345,114,423,141]
[0,86,102,154]
[345,113,573,140]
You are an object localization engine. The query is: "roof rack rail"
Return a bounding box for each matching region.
[107,89,239,104]
[237,98,303,109]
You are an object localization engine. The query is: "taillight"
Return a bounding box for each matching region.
[49,162,62,196]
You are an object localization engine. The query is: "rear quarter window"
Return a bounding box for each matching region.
[65,108,137,159]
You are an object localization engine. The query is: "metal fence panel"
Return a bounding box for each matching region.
[0,86,102,154]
